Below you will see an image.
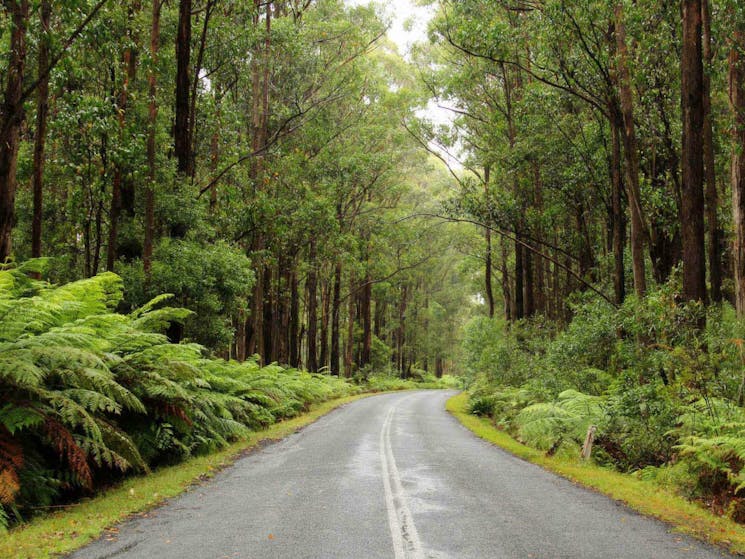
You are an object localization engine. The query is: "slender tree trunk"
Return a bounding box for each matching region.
[484,165,495,317]
[262,265,273,361]
[524,242,534,316]
[702,0,722,302]
[730,24,745,315]
[174,0,192,176]
[501,237,512,321]
[344,274,355,377]
[360,270,372,366]
[289,266,300,367]
[396,284,408,376]
[144,0,160,279]
[188,0,215,176]
[236,312,247,361]
[533,164,546,314]
[609,110,626,304]
[330,261,342,375]
[31,0,51,262]
[320,280,330,369]
[247,1,272,362]
[514,239,524,319]
[0,0,29,262]
[107,18,137,271]
[247,237,265,359]
[435,356,443,379]
[615,5,646,297]
[306,240,318,371]
[681,0,707,304]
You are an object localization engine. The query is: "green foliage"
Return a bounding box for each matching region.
[0,269,356,531]
[119,239,254,352]
[463,286,745,520]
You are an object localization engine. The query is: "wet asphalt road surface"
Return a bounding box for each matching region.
[67,390,731,559]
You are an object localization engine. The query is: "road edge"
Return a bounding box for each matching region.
[2,390,395,559]
[446,392,745,556]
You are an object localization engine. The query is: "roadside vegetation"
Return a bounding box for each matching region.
[461,282,745,525]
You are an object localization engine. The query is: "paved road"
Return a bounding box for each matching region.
[69,391,729,559]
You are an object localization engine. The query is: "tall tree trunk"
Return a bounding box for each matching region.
[615,5,646,297]
[344,274,355,377]
[501,236,512,320]
[396,284,408,376]
[330,261,342,375]
[523,242,534,316]
[681,0,707,304]
[246,0,272,362]
[484,165,495,317]
[144,0,160,279]
[730,24,745,315]
[702,0,722,302]
[514,239,524,319]
[360,270,372,366]
[609,110,626,304]
[262,265,273,361]
[247,237,265,359]
[107,17,137,271]
[306,240,318,371]
[0,0,29,262]
[31,0,51,262]
[533,164,546,314]
[209,96,220,212]
[289,266,300,367]
[320,280,330,369]
[188,0,215,176]
[174,0,192,176]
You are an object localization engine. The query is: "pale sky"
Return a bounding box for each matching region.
[346,0,462,168]
[347,0,436,57]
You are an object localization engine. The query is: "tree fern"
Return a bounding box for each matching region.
[515,390,604,452]
[0,268,356,530]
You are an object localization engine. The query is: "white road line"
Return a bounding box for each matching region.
[380,398,425,559]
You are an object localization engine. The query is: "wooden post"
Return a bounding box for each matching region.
[581,425,597,461]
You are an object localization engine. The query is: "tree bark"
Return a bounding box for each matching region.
[614,5,646,297]
[31,0,51,262]
[514,239,524,319]
[344,274,355,377]
[501,236,512,320]
[360,269,372,366]
[107,15,137,271]
[306,240,318,371]
[730,24,745,315]
[330,261,342,375]
[320,279,330,369]
[702,0,722,302]
[289,266,300,367]
[681,0,707,304]
[484,165,495,317]
[174,0,192,177]
[609,110,626,305]
[0,0,29,262]
[144,0,160,279]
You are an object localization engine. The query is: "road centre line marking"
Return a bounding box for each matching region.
[380,397,425,559]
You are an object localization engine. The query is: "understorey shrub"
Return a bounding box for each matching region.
[0,266,356,530]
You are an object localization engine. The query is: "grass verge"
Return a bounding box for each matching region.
[1,391,386,559]
[446,392,745,555]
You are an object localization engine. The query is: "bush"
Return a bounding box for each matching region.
[0,267,354,530]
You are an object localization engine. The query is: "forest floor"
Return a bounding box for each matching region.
[59,391,726,559]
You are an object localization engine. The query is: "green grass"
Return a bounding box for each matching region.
[0,392,383,559]
[446,392,745,556]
